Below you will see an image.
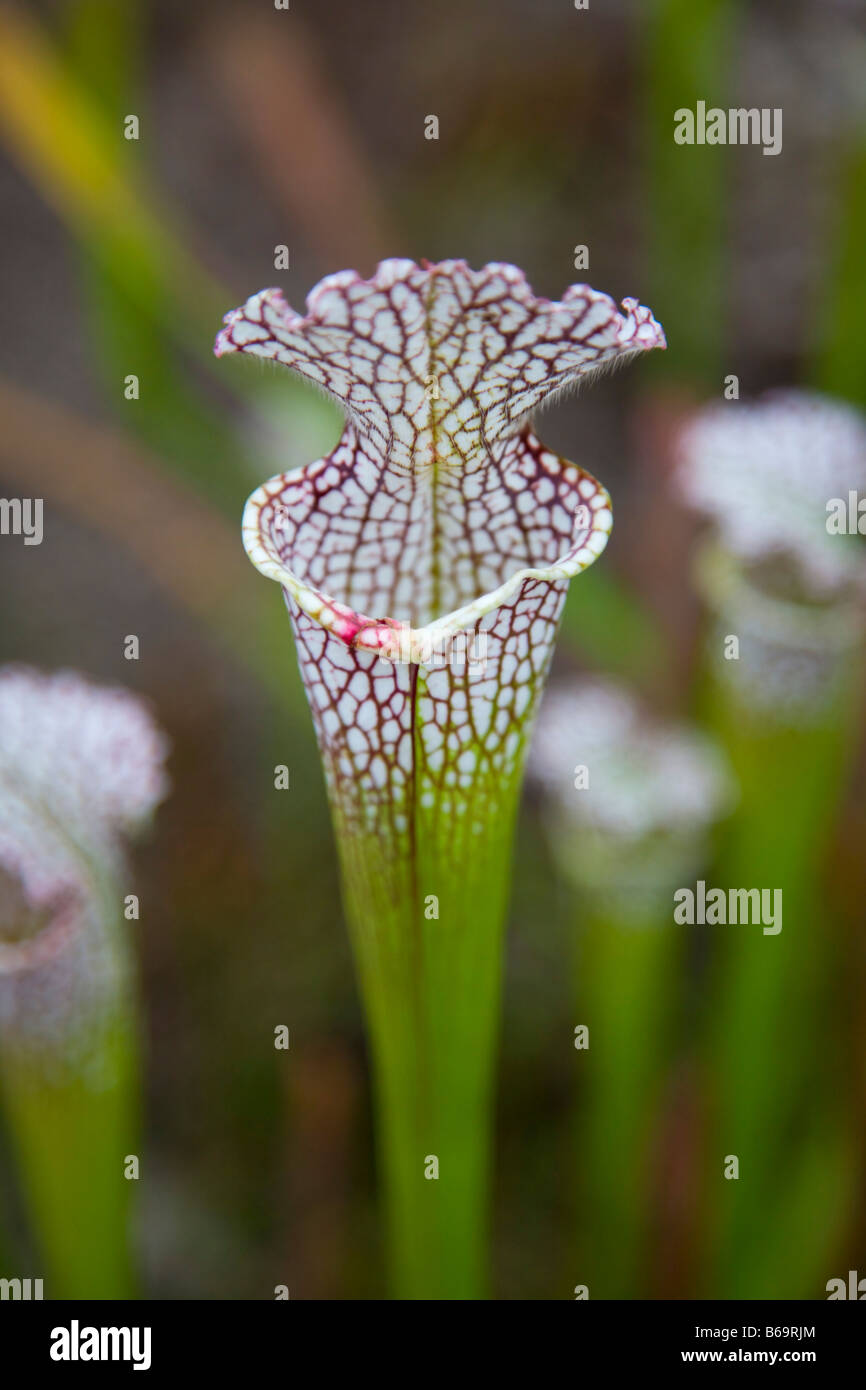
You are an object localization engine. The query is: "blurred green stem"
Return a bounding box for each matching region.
[0,823,140,1299]
[0,1018,138,1299]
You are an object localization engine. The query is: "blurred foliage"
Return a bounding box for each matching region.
[643,0,740,386]
[817,137,866,407]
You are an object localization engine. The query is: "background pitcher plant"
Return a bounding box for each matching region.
[216,258,664,1298]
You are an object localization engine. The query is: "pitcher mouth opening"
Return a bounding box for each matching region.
[242,464,613,665]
